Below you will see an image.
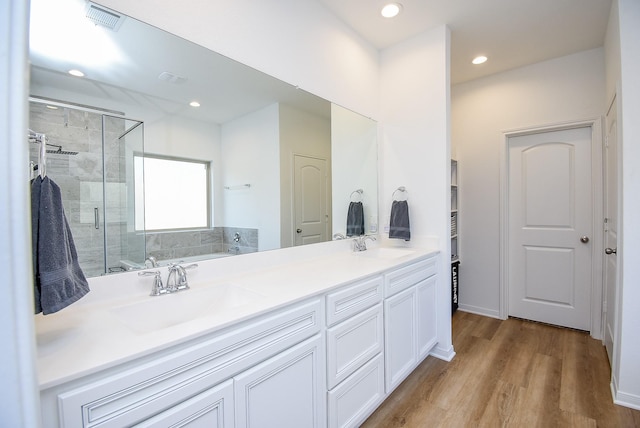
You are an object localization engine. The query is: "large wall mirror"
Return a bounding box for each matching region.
[28,0,378,277]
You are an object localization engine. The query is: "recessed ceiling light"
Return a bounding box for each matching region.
[472,56,488,65]
[189,101,201,107]
[68,69,85,77]
[381,3,402,18]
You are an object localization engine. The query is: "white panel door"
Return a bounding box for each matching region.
[508,127,593,330]
[604,98,619,364]
[294,155,328,246]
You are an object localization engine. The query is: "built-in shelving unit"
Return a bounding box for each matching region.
[451,159,459,314]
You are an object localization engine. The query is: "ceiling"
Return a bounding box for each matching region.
[317,0,613,84]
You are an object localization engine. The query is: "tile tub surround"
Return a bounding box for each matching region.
[34,238,438,389]
[145,227,258,262]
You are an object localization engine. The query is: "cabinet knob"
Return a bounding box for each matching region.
[605,247,617,255]
[296,229,302,234]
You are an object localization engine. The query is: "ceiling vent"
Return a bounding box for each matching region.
[85,3,125,31]
[158,71,187,85]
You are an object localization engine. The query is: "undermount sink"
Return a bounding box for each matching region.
[354,247,416,259]
[110,284,261,334]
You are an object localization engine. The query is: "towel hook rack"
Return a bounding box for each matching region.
[392,186,408,201]
[350,189,363,202]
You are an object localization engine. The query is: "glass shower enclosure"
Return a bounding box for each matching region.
[29,100,145,277]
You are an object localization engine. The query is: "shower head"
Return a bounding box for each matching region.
[45,144,79,156]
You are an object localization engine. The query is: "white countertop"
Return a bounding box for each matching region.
[35,240,438,390]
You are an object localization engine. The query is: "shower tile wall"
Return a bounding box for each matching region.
[29,103,126,277]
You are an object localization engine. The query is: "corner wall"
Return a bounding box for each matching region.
[380,26,453,359]
[452,48,606,317]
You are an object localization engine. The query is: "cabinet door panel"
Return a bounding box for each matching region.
[384,287,417,393]
[234,335,326,428]
[327,304,383,389]
[326,276,382,326]
[328,353,384,428]
[135,379,234,428]
[417,276,438,360]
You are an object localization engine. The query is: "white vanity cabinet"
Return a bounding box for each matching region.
[325,275,385,428]
[383,256,438,393]
[42,299,324,428]
[38,250,442,428]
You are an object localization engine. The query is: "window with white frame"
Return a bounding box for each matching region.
[134,155,210,231]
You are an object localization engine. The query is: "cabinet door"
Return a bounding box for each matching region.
[326,304,383,389]
[384,287,417,393]
[234,335,326,428]
[328,353,384,428]
[135,379,234,428]
[416,276,438,360]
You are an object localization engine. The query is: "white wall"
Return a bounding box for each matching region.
[279,104,331,247]
[612,0,640,409]
[221,104,281,251]
[452,48,606,317]
[331,104,378,237]
[380,26,453,360]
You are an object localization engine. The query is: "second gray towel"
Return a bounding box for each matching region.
[389,200,410,241]
[346,201,365,236]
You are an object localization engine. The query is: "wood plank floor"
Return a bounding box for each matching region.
[361,311,640,427]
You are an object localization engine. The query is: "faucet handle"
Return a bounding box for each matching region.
[175,263,198,290]
[138,270,166,296]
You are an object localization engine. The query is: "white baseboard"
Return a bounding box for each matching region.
[429,344,456,362]
[457,304,502,319]
[611,378,640,410]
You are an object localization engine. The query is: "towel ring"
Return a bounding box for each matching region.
[392,186,408,201]
[350,189,363,202]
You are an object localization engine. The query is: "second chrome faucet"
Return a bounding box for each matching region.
[138,263,198,296]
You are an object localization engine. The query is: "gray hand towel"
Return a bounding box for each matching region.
[31,178,42,314]
[32,176,90,314]
[346,201,365,237]
[389,200,410,241]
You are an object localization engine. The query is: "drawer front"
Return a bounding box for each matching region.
[134,379,234,428]
[328,353,385,428]
[384,256,437,297]
[326,304,383,389]
[326,275,383,326]
[58,299,322,428]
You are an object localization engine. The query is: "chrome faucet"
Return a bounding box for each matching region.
[353,235,376,252]
[139,263,198,296]
[166,263,198,293]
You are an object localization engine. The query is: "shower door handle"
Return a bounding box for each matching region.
[94,207,100,230]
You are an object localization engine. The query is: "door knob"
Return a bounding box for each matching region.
[605,247,617,255]
[296,229,302,233]
[580,236,590,243]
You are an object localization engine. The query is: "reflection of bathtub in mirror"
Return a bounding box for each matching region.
[119,252,233,272]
